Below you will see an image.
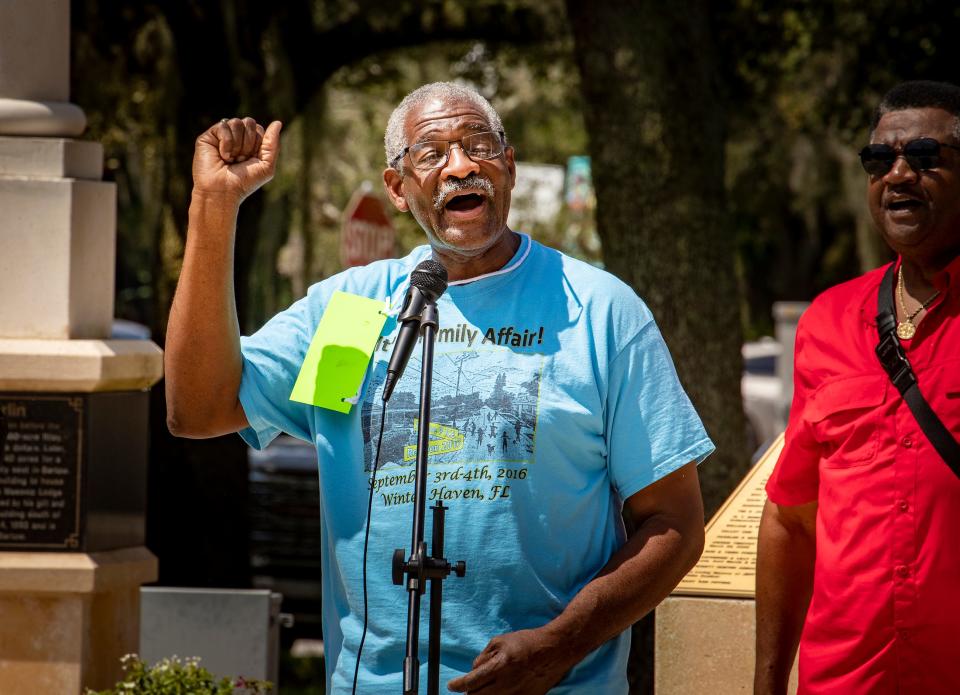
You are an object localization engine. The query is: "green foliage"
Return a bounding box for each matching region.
[85,655,272,695]
[710,0,960,333]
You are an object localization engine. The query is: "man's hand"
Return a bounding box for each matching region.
[192,117,282,203]
[447,462,703,694]
[447,626,575,694]
[447,461,703,695]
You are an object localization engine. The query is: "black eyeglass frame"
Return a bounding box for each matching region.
[391,130,506,171]
[859,137,960,176]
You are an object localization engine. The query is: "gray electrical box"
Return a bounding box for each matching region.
[139,587,289,686]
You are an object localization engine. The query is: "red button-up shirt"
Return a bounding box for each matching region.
[767,254,960,695]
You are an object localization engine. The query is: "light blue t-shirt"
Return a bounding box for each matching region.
[239,233,714,694]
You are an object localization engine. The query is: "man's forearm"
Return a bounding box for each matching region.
[754,500,816,695]
[543,506,705,670]
[165,191,246,436]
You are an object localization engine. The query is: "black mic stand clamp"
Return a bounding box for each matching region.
[390,302,467,695]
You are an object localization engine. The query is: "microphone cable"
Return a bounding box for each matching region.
[352,397,388,695]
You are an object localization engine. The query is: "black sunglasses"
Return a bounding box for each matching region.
[859,137,960,176]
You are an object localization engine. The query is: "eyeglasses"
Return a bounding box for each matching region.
[859,137,960,176]
[394,131,505,171]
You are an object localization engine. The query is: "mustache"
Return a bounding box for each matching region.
[433,174,495,211]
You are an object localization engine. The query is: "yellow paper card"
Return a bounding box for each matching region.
[289,291,387,413]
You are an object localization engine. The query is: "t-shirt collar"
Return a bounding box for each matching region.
[446,232,531,287]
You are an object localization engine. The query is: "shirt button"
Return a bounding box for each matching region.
[896,565,910,578]
[898,500,909,512]
[902,436,913,448]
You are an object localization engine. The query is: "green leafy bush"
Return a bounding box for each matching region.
[86,654,272,695]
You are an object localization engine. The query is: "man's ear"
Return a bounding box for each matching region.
[504,146,517,191]
[383,168,409,212]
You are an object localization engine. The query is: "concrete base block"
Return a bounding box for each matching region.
[140,588,284,685]
[0,137,102,179]
[0,339,162,392]
[655,595,797,694]
[0,546,158,694]
[0,177,115,339]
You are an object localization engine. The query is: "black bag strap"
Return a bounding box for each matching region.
[875,263,960,478]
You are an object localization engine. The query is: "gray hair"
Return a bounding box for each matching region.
[384,82,505,169]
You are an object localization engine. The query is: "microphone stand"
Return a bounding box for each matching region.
[391,302,466,695]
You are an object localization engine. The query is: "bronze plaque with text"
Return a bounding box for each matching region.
[0,395,83,549]
[674,434,785,598]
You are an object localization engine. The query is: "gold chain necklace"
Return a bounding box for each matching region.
[896,265,940,340]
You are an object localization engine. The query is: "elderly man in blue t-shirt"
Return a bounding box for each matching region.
[165,81,713,694]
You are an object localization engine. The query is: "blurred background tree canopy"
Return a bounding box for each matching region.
[70,0,960,692]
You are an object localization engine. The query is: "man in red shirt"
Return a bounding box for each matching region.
[755,80,960,694]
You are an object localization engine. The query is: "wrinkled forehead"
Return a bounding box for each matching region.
[404,96,494,143]
[872,107,960,145]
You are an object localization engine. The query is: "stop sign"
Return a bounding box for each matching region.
[340,185,397,268]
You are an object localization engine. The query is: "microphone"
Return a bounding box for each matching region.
[382,260,448,402]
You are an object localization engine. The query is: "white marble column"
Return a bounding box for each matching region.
[0,0,85,136]
[0,2,161,693]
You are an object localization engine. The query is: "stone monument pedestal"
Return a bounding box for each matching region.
[0,345,162,695]
[656,595,798,694]
[0,547,157,693]
[0,3,163,692]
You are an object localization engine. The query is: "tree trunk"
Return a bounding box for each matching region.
[566,0,746,513]
[566,2,747,690]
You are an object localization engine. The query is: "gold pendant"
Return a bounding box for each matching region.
[897,321,916,340]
